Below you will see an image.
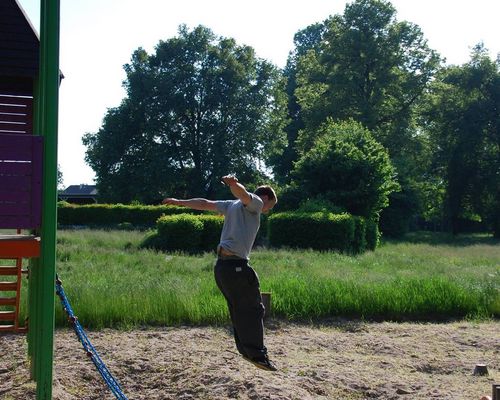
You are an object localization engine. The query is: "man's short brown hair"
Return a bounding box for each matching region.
[254,185,277,203]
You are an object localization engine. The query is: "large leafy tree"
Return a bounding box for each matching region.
[271,0,441,235]
[270,22,327,183]
[421,45,500,235]
[83,25,287,203]
[293,0,440,152]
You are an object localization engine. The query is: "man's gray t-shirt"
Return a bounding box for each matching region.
[215,194,263,260]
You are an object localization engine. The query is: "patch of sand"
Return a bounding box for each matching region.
[1,320,498,399]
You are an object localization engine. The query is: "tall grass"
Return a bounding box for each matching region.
[19,230,499,328]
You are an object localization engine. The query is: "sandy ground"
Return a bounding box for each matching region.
[0,320,498,400]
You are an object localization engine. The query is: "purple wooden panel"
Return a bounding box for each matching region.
[0,148,33,160]
[0,215,31,229]
[0,161,32,175]
[0,133,32,145]
[0,123,28,134]
[0,191,30,202]
[0,103,27,111]
[0,114,27,123]
[31,136,43,228]
[0,96,32,106]
[0,134,42,229]
[0,175,31,190]
[0,203,30,215]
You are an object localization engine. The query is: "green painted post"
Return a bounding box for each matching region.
[35,0,60,398]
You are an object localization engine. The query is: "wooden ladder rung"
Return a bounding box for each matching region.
[0,267,19,276]
[0,281,18,291]
[0,297,16,306]
[0,311,16,321]
[0,324,16,332]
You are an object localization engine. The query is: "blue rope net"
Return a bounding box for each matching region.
[55,276,128,400]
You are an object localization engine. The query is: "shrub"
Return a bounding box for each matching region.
[58,202,196,227]
[156,214,204,252]
[350,216,367,254]
[292,119,400,218]
[199,215,224,252]
[365,218,380,251]
[142,213,224,253]
[268,211,355,252]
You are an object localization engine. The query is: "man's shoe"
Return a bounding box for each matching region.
[243,355,278,372]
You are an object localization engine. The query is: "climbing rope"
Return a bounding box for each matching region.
[55,275,128,400]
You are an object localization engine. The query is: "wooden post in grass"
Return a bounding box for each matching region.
[261,292,271,318]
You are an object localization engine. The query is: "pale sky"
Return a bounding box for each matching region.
[18,0,500,188]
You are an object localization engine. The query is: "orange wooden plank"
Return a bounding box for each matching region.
[0,237,40,258]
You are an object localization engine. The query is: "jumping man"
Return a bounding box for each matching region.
[162,175,277,371]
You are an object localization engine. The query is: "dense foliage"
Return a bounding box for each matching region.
[421,44,500,235]
[57,202,192,227]
[82,0,499,237]
[291,119,399,218]
[143,213,224,253]
[83,25,287,204]
[268,211,379,253]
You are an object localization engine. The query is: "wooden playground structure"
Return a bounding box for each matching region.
[0,0,60,398]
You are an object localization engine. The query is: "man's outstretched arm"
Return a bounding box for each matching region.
[162,197,218,211]
[221,175,251,206]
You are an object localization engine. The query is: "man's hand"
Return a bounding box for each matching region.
[221,175,239,187]
[162,198,179,206]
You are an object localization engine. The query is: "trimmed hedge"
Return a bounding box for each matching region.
[269,212,379,253]
[351,216,367,254]
[72,202,380,254]
[142,213,224,253]
[365,218,380,251]
[142,211,379,254]
[57,202,196,227]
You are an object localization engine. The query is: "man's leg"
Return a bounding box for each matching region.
[214,260,266,359]
[214,266,247,356]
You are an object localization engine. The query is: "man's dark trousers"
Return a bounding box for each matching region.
[214,258,267,360]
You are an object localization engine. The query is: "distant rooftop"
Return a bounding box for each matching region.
[59,184,98,204]
[61,184,97,196]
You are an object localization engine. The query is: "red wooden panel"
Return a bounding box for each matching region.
[0,238,40,258]
[0,161,32,175]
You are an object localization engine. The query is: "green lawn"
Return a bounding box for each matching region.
[18,230,499,328]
